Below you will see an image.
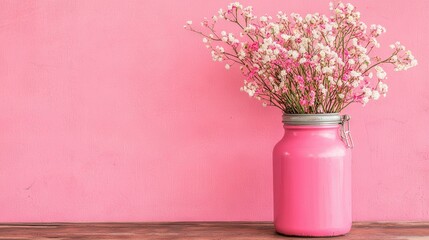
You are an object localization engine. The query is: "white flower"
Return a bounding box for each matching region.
[347,3,355,11]
[362,97,369,105]
[228,33,235,42]
[243,25,253,33]
[260,16,268,22]
[375,66,387,79]
[322,66,333,74]
[372,90,380,100]
[291,50,300,59]
[348,59,355,65]
[221,31,227,36]
[269,23,280,35]
[312,55,320,62]
[350,71,361,77]
[263,37,273,45]
[378,82,388,96]
[338,93,345,99]
[347,16,356,25]
[243,6,254,18]
[225,64,230,70]
[362,87,372,97]
[370,38,380,48]
[218,8,225,18]
[281,34,290,41]
[299,58,307,64]
[238,50,246,60]
[228,2,243,10]
[360,63,368,71]
[312,29,320,39]
[262,55,271,63]
[202,38,208,43]
[273,49,280,55]
[315,65,321,72]
[280,70,287,76]
[186,20,193,25]
[289,50,299,59]
[240,80,258,97]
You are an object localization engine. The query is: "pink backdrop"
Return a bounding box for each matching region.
[0,0,428,222]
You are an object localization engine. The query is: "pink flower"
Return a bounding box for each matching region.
[186,1,417,113]
[249,42,259,51]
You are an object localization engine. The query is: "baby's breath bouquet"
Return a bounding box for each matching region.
[185,2,417,114]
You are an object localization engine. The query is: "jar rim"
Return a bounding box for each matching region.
[282,113,342,125]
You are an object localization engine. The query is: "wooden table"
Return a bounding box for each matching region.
[0,222,428,239]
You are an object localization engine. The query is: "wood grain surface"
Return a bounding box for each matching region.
[0,222,428,240]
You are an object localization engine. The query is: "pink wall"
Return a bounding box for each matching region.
[0,0,428,222]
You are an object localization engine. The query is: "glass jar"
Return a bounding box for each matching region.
[273,114,353,237]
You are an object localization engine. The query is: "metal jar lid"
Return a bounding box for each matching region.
[282,113,354,149]
[282,114,343,125]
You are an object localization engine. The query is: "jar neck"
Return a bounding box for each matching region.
[283,124,341,130]
[282,124,342,140]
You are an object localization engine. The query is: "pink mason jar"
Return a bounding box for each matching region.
[273,114,353,237]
